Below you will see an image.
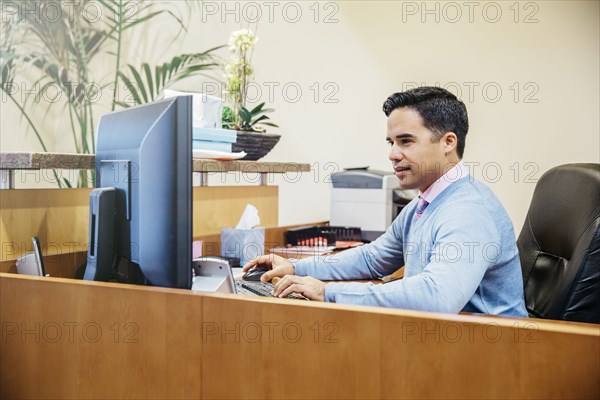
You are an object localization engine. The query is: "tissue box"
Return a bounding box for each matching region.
[163,89,223,129]
[221,227,265,266]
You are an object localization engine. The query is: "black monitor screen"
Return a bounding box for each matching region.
[85,96,192,289]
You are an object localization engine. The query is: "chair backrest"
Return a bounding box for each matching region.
[518,163,600,323]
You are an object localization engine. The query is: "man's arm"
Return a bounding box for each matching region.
[294,212,409,280]
[324,209,500,313]
[243,206,411,284]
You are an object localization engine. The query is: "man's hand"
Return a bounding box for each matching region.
[242,254,295,283]
[272,275,327,302]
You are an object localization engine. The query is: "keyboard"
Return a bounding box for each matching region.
[235,281,307,300]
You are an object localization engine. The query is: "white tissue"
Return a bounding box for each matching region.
[235,204,260,230]
[163,89,223,128]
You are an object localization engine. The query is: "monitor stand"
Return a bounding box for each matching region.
[84,186,146,285]
[113,258,147,285]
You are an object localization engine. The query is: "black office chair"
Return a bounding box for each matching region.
[517,163,600,324]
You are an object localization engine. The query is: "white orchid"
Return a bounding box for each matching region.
[223,29,258,119]
[221,29,277,132]
[228,29,258,52]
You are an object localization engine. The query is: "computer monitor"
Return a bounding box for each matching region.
[84,96,193,289]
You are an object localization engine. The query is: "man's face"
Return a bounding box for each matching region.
[386,107,451,192]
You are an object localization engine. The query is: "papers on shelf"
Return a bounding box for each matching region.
[334,241,364,249]
[269,246,335,256]
[193,140,233,153]
[192,149,247,160]
[193,128,237,143]
[269,241,363,257]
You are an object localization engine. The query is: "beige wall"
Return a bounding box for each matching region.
[1,1,598,232]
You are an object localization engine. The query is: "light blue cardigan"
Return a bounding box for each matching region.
[294,176,528,316]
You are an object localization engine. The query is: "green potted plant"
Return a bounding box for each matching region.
[221,29,280,161]
[0,1,222,187]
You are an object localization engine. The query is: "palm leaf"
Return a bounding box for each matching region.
[99,1,195,43]
[118,51,222,106]
[117,72,143,106]
[0,50,16,88]
[1,0,218,187]
[143,64,154,98]
[127,64,149,103]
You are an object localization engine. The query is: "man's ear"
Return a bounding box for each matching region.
[443,132,458,154]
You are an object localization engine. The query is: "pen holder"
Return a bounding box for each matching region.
[221,227,265,267]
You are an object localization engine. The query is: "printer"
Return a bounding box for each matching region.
[330,168,417,241]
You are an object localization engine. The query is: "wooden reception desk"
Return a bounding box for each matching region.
[1,273,599,399]
[1,153,598,398]
[0,152,311,189]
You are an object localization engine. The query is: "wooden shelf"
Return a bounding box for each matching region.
[0,152,95,170]
[0,152,310,188]
[192,159,309,173]
[0,152,310,172]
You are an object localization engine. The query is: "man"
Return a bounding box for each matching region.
[243,87,527,316]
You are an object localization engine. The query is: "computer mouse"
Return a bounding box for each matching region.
[242,265,270,281]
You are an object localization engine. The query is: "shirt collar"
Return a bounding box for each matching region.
[419,160,469,204]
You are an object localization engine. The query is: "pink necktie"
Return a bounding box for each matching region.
[414,197,429,220]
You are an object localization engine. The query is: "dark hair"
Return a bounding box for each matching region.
[382,87,469,158]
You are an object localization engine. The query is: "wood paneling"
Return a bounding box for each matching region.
[0,223,328,276]
[0,251,87,278]
[192,186,278,236]
[1,273,599,399]
[200,222,328,256]
[1,187,279,262]
[0,189,92,261]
